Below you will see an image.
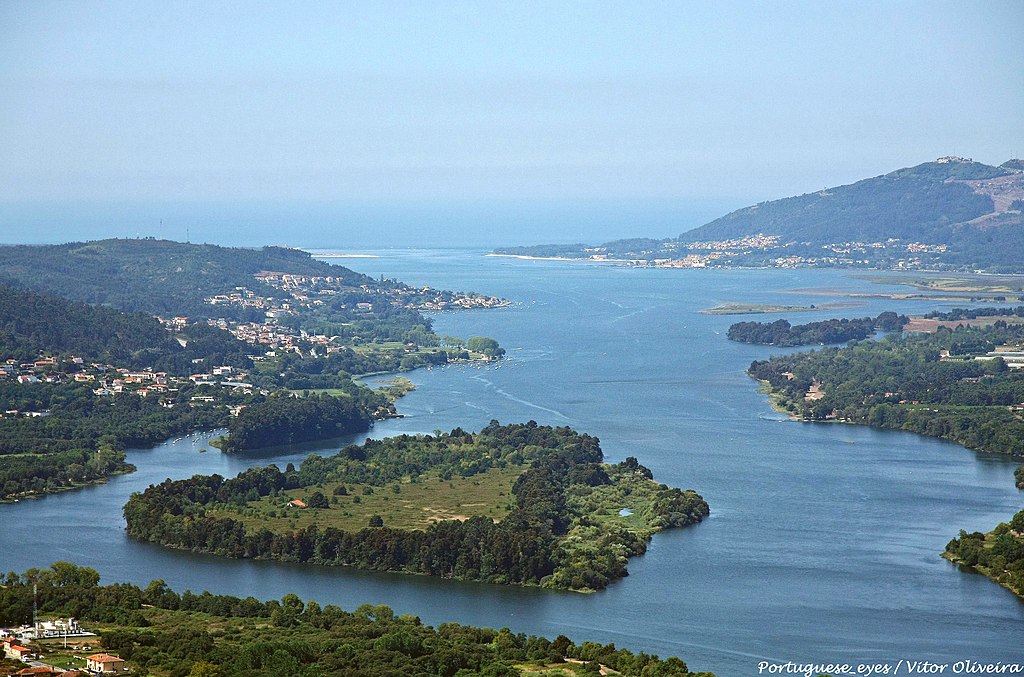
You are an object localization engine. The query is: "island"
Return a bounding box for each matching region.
[726,311,907,346]
[123,422,710,592]
[0,561,711,676]
[0,239,508,501]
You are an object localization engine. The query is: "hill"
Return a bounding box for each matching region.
[495,157,1024,272]
[0,238,367,318]
[681,157,1015,245]
[0,283,249,373]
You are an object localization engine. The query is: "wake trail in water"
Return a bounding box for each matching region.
[469,374,572,422]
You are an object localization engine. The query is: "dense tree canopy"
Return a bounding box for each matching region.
[748,320,1024,455]
[125,422,709,591]
[728,312,907,346]
[0,562,711,676]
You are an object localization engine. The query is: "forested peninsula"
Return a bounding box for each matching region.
[0,239,506,501]
[748,320,1024,455]
[124,422,709,592]
[745,314,1024,598]
[0,562,711,676]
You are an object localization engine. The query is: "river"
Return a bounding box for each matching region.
[2,250,1021,675]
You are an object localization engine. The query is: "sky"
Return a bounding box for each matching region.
[1,1,1023,247]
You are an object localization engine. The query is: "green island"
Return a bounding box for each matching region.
[0,239,507,501]
[123,422,709,592]
[0,562,711,677]
[727,311,907,346]
[746,313,1024,598]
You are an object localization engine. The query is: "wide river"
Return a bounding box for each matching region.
[2,250,1022,675]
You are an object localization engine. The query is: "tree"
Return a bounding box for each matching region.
[188,661,223,677]
[466,336,505,359]
[368,514,384,528]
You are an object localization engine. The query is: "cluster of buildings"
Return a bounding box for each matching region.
[574,234,958,270]
[202,271,507,357]
[685,233,782,252]
[3,620,126,675]
[251,271,508,312]
[0,351,255,417]
[206,317,341,357]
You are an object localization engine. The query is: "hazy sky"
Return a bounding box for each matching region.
[2,1,1022,246]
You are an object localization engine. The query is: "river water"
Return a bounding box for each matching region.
[2,250,1021,675]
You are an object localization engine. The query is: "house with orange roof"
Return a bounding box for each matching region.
[85,653,125,673]
[3,641,32,661]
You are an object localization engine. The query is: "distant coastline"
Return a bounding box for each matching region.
[304,252,380,258]
[486,253,637,264]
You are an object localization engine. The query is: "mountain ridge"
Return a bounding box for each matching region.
[495,157,1024,272]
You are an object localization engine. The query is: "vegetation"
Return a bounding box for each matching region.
[923,306,1024,322]
[748,320,1024,456]
[0,283,251,374]
[743,309,1024,599]
[0,381,238,501]
[728,312,907,346]
[124,422,709,591]
[0,240,507,499]
[216,392,382,453]
[0,239,354,319]
[0,239,505,382]
[681,160,1007,246]
[0,562,712,676]
[496,159,1024,272]
[944,509,1024,600]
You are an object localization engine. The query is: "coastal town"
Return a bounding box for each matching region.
[0,269,510,420]
[201,270,508,357]
[580,234,957,270]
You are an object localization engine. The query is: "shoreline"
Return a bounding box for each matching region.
[485,253,639,263]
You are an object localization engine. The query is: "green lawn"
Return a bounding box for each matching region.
[210,464,525,532]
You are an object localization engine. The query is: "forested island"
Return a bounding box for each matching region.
[0,562,710,676]
[0,239,507,501]
[124,422,709,592]
[727,311,907,346]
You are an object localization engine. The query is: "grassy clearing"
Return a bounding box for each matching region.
[518,662,623,676]
[35,636,102,671]
[210,464,524,532]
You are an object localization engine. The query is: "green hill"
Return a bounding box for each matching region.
[0,238,369,318]
[681,158,1014,245]
[0,283,250,374]
[495,157,1024,271]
